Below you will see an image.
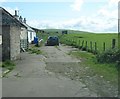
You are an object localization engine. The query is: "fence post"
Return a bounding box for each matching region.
[112,39,116,49]
[95,42,97,53]
[103,42,105,51]
[73,39,75,45]
[90,41,92,51]
[85,41,88,50]
[76,39,77,46]
[79,40,81,49]
[82,40,84,48]
[79,40,80,45]
[72,39,74,45]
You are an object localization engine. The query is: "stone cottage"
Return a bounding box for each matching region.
[14,12,28,50]
[0,7,27,61]
[23,22,36,43]
[0,10,2,61]
[14,12,36,44]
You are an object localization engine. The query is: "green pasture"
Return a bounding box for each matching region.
[60,33,118,52]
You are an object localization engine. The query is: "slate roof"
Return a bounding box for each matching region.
[22,22,35,32]
[0,7,27,28]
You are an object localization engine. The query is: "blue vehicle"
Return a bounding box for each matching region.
[46,36,59,46]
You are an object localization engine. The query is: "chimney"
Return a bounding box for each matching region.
[19,16,23,22]
[14,10,19,20]
[23,18,26,24]
[15,10,17,16]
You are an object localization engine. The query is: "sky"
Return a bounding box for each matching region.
[0,0,119,33]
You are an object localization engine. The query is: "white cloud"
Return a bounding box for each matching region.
[26,0,118,33]
[28,16,117,33]
[108,0,120,7]
[98,7,118,19]
[70,0,84,11]
[0,0,7,6]
[0,0,6,2]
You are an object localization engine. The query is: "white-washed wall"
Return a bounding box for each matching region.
[0,35,2,45]
[28,31,36,43]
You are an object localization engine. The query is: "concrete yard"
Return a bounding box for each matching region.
[2,44,118,97]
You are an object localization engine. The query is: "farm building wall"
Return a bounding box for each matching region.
[0,35,2,45]
[20,27,28,50]
[0,35,2,61]
[0,10,2,62]
[28,31,36,43]
[2,25,10,61]
[10,25,21,60]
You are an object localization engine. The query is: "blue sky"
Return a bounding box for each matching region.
[0,0,119,33]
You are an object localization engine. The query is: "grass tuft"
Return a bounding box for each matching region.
[1,60,15,70]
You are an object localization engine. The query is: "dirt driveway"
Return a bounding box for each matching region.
[2,44,118,97]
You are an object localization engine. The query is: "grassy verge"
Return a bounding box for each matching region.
[0,60,16,77]
[28,48,42,55]
[69,50,118,85]
[55,45,61,51]
[0,60,16,70]
[27,45,43,55]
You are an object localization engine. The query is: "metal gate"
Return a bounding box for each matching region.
[20,39,28,51]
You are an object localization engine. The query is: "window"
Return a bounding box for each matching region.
[30,32,32,40]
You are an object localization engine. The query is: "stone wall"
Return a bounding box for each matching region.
[0,35,2,45]
[20,27,28,50]
[10,25,21,60]
[2,25,10,61]
[20,27,27,39]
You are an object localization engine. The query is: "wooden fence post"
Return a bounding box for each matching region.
[90,41,92,51]
[85,41,88,50]
[72,39,74,45]
[73,39,75,45]
[95,42,97,53]
[112,39,116,49]
[82,40,84,47]
[79,40,81,46]
[103,42,105,51]
[79,40,81,49]
[75,39,77,45]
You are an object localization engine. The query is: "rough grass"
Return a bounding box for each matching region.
[28,48,42,55]
[69,51,118,85]
[1,60,16,70]
[55,45,61,51]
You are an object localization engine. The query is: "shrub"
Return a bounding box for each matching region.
[96,49,120,64]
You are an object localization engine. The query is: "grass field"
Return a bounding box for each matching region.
[37,29,118,53]
[60,33,118,53]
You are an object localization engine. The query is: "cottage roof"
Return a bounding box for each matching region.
[30,27,44,32]
[22,23,35,32]
[0,7,27,28]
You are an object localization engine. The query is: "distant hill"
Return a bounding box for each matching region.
[41,29,92,34]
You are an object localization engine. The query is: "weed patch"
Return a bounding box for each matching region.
[28,48,42,55]
[68,51,118,85]
[2,60,15,70]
